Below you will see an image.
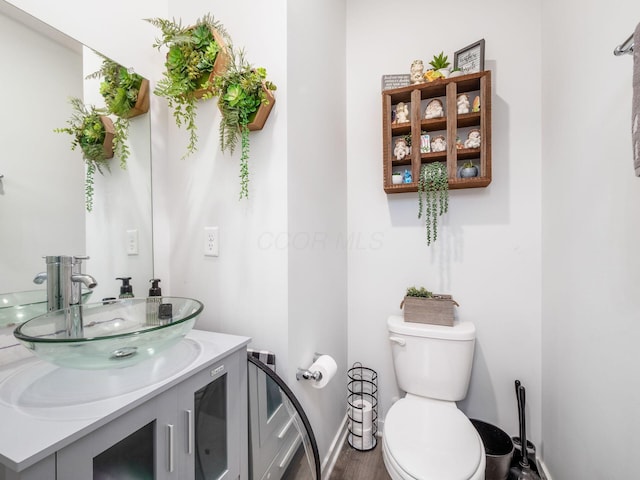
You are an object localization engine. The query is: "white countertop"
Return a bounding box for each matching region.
[0,329,250,472]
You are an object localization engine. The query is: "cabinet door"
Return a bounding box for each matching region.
[175,349,247,480]
[56,395,174,480]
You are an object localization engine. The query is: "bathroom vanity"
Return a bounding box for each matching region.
[0,329,250,480]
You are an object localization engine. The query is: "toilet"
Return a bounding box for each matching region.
[383,315,485,480]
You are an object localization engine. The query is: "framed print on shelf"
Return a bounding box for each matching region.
[454,39,485,74]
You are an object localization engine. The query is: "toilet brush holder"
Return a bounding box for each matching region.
[347,363,378,451]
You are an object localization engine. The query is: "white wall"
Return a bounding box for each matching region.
[541,0,640,477]
[287,0,348,461]
[164,0,347,462]
[346,0,543,443]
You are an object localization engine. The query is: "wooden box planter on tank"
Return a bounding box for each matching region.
[401,295,458,326]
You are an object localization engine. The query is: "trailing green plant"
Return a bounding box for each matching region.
[211,48,276,199]
[429,51,450,70]
[145,14,229,158]
[417,162,449,245]
[54,97,127,211]
[406,286,434,298]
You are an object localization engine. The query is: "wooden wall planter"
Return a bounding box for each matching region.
[100,116,115,159]
[122,78,150,119]
[248,85,276,131]
[193,28,230,99]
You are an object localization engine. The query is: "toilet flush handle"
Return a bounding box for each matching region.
[389,336,406,346]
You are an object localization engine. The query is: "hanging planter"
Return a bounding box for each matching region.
[86,54,150,119]
[146,14,231,158]
[122,78,150,119]
[192,27,230,99]
[100,116,115,159]
[212,48,276,199]
[54,98,128,211]
[247,84,276,131]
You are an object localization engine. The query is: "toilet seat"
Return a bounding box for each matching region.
[383,395,484,480]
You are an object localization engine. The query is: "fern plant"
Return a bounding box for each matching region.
[54,97,128,211]
[211,48,276,199]
[145,14,229,159]
[418,162,449,245]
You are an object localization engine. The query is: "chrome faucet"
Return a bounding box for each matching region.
[35,256,98,337]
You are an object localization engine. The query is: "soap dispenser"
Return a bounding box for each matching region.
[146,278,162,325]
[116,277,134,298]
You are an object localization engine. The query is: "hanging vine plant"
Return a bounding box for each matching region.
[418,162,449,245]
[211,48,276,199]
[145,14,230,159]
[54,97,128,212]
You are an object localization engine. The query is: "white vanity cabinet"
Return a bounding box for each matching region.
[0,330,249,480]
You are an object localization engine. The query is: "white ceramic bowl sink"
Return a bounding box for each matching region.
[13,297,203,369]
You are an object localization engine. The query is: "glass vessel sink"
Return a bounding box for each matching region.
[13,297,203,369]
[0,289,93,328]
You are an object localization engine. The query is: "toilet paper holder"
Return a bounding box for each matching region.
[296,353,325,381]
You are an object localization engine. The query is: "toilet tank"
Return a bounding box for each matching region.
[387,315,476,401]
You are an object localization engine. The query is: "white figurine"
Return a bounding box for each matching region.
[410,60,426,84]
[425,99,444,119]
[430,135,446,153]
[395,102,410,124]
[394,138,411,161]
[464,129,481,148]
[457,93,470,114]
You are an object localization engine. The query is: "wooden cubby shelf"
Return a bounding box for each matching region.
[382,70,492,193]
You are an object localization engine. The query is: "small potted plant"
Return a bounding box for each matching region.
[418,162,448,246]
[211,48,276,199]
[459,161,479,178]
[146,14,230,158]
[424,51,451,81]
[55,97,128,211]
[392,171,403,185]
[400,286,459,326]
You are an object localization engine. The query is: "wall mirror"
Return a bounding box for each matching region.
[248,355,320,480]
[0,0,153,321]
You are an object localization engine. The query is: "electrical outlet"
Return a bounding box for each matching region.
[126,229,138,255]
[204,227,219,257]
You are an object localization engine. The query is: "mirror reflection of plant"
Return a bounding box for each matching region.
[145,14,229,158]
[212,48,276,199]
[54,97,128,211]
[418,162,449,245]
[86,53,145,118]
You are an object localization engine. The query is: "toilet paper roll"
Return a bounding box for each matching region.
[309,355,337,389]
[349,398,373,432]
[348,431,374,450]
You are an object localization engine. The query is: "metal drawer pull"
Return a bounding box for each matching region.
[186,409,193,454]
[167,424,174,472]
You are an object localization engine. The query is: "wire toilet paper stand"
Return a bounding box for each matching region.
[347,362,378,451]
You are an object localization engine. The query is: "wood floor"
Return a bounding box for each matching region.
[329,438,390,480]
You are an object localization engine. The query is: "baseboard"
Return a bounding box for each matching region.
[321,414,348,479]
[538,458,552,480]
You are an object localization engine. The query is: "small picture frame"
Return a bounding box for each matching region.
[454,39,485,74]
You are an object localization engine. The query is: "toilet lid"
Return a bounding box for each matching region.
[384,397,482,480]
